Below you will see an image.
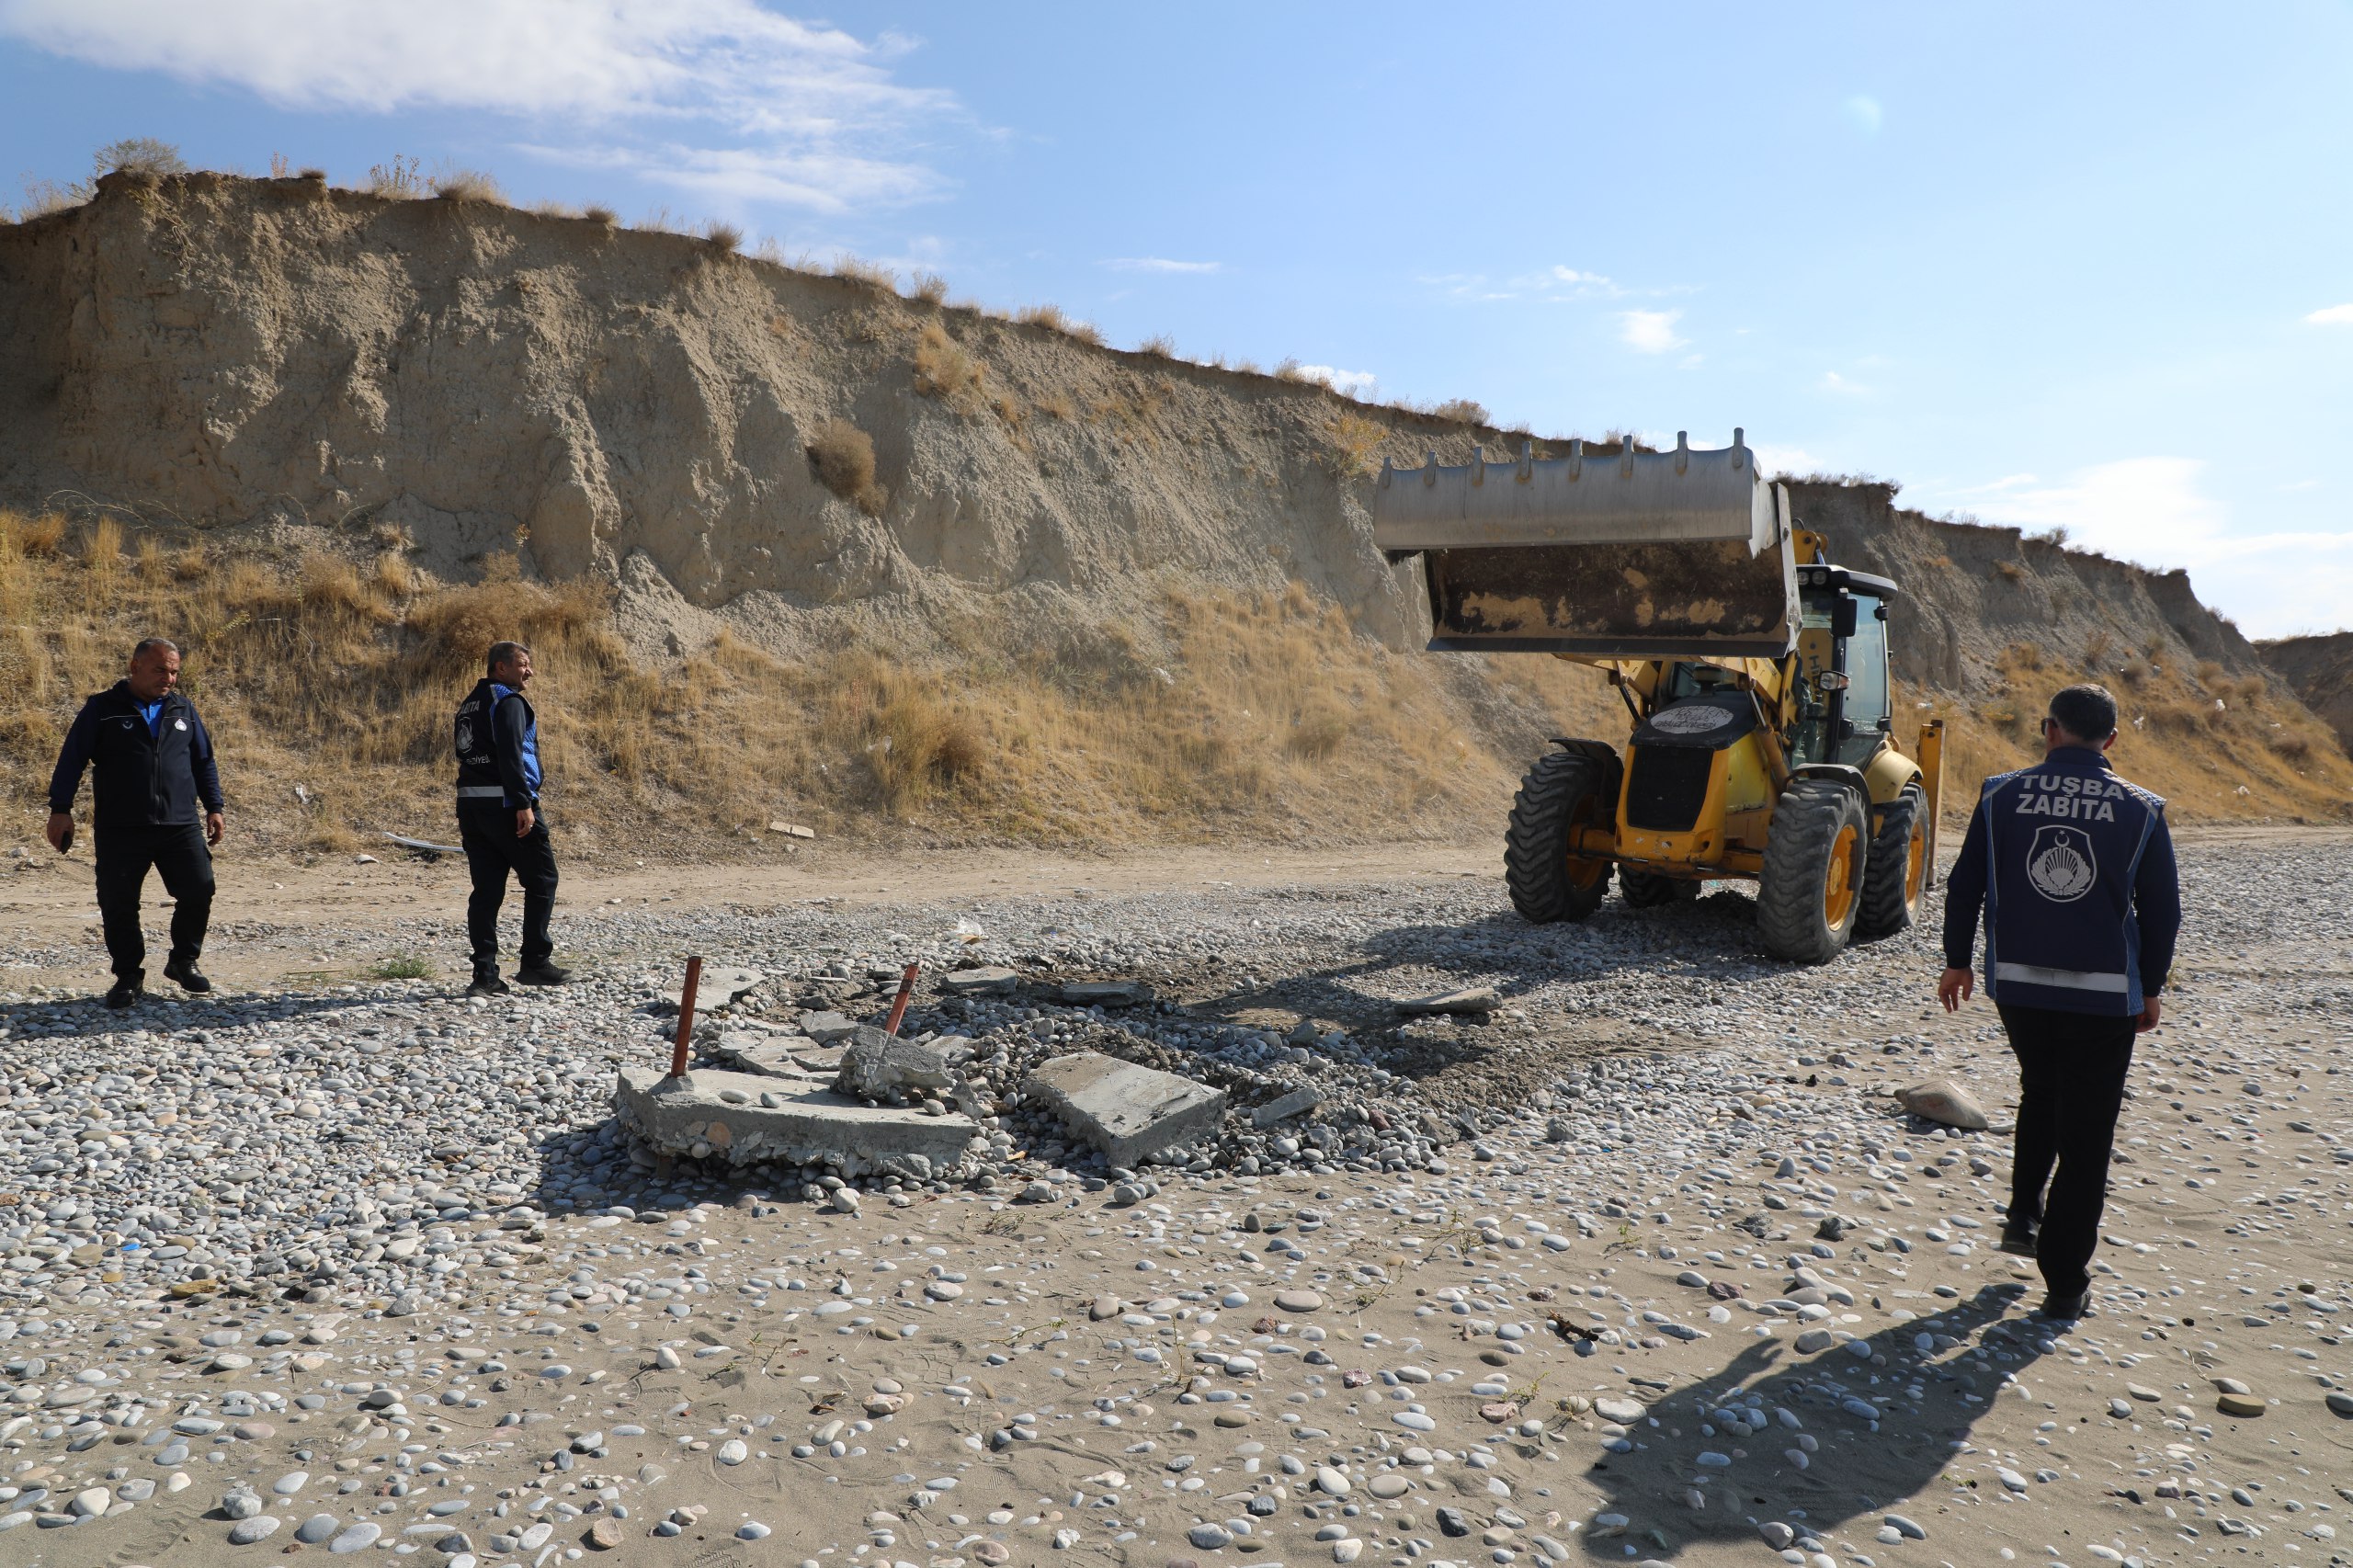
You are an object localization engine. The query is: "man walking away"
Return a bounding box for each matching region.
[455,641,568,998]
[46,637,227,1009]
[1938,683,2180,1321]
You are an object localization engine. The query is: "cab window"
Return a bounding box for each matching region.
[1840,594,1892,763]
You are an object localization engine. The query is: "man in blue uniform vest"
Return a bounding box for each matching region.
[1938,684,2181,1321]
[45,638,228,1008]
[454,641,569,998]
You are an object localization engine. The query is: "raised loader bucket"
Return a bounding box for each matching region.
[1373,429,1798,659]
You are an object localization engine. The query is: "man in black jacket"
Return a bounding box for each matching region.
[46,638,227,1009]
[454,641,568,998]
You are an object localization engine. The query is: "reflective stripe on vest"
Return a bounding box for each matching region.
[1993,961,2130,994]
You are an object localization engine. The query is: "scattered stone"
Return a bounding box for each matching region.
[2218,1391,2267,1417]
[229,1515,282,1544]
[1251,1085,1326,1128]
[1895,1078,1992,1131]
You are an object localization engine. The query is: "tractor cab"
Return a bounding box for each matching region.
[1790,563,1899,768]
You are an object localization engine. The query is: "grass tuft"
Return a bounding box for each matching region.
[806,420,888,517]
[430,165,506,204]
[912,323,985,408]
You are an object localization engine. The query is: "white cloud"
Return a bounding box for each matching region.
[0,0,958,211]
[1617,308,1686,354]
[1942,457,2220,569]
[1422,265,1631,302]
[1295,364,1377,396]
[1819,369,1874,397]
[1104,257,1222,274]
[1752,443,1828,479]
[2305,302,2353,325]
[1914,457,2353,637]
[1845,94,1883,135]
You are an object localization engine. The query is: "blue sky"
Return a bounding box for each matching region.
[6,1,2350,635]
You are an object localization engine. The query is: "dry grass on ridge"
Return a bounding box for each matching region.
[6,511,2339,868]
[0,513,1621,862]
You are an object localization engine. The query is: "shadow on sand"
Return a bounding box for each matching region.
[1540,1280,2058,1560]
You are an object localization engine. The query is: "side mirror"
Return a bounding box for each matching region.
[1814,670,1850,693]
[1831,598,1859,638]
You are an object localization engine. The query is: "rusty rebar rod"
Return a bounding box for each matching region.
[669,955,704,1078]
[883,962,919,1036]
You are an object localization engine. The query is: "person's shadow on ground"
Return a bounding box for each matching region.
[1559,1280,2054,1559]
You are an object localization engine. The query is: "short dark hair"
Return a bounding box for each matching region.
[2048,683,2118,743]
[131,637,179,662]
[485,641,529,675]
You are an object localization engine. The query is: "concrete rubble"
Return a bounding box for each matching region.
[1023,1050,1229,1166]
[1394,983,1501,1016]
[938,966,1021,996]
[658,965,762,1012]
[610,1065,980,1177]
[832,1027,961,1104]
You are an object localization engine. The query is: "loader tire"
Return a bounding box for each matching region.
[1505,747,1618,924]
[1856,785,1928,941]
[1756,778,1870,964]
[1620,869,1699,909]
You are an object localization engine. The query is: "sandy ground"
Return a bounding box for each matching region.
[0,838,1502,993]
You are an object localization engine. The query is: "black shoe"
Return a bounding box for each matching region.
[105,978,142,1010]
[514,961,572,986]
[1996,1221,2039,1257]
[466,971,512,999]
[162,958,212,994]
[2038,1288,2091,1321]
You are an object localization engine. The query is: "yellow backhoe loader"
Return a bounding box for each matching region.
[1372,430,1944,962]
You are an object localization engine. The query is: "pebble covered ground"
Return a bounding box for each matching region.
[2,833,2350,1568]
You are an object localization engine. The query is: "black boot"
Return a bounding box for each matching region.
[466,969,512,999]
[163,957,212,994]
[105,974,144,1010]
[515,960,572,986]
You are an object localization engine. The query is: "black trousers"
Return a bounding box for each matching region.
[458,803,557,972]
[1999,1002,2137,1300]
[94,824,214,983]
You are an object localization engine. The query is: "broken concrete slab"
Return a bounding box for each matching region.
[712,1032,829,1082]
[1024,1051,1227,1167]
[797,1010,859,1043]
[660,966,763,1012]
[1895,1078,1991,1131]
[1053,981,1154,1008]
[790,1042,849,1074]
[1251,1085,1326,1129]
[835,1028,956,1102]
[1395,985,1500,1016]
[938,966,1020,996]
[613,1067,979,1176]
